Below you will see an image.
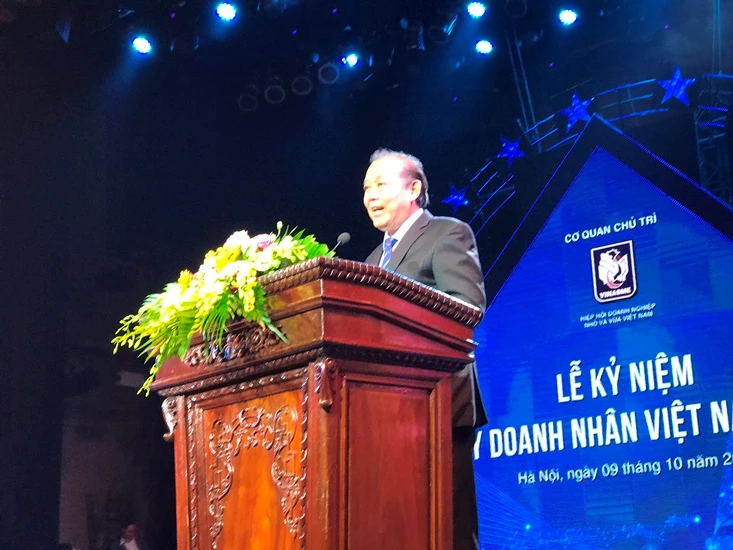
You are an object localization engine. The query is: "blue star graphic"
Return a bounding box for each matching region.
[561,92,593,133]
[441,183,470,213]
[496,136,526,167]
[658,66,696,106]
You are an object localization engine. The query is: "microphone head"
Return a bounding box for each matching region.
[337,232,351,245]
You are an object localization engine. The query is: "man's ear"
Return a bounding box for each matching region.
[409,179,422,201]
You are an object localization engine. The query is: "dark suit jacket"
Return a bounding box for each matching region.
[365,210,488,428]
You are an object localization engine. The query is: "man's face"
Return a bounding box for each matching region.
[363,156,421,235]
[123,524,137,542]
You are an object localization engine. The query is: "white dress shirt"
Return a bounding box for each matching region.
[380,208,424,265]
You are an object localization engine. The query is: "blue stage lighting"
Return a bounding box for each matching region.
[559,9,578,25]
[342,53,359,67]
[475,40,493,54]
[216,3,237,21]
[132,36,152,54]
[467,2,486,18]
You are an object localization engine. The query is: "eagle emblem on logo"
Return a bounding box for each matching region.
[590,240,638,303]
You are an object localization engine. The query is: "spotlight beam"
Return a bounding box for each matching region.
[476,40,493,54]
[132,36,152,54]
[467,2,487,18]
[216,3,236,21]
[559,9,577,25]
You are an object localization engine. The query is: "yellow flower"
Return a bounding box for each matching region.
[178,270,192,290]
[239,288,256,312]
[157,283,184,317]
[213,245,241,270]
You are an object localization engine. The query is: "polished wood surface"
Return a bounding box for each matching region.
[346,380,431,548]
[199,383,304,549]
[151,258,479,550]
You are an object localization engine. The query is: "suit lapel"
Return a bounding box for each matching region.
[386,210,432,271]
[365,244,382,266]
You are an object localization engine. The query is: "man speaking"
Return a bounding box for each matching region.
[362,148,487,550]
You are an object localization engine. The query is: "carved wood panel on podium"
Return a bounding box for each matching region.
[152,258,482,550]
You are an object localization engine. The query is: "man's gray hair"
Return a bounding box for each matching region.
[369,148,430,208]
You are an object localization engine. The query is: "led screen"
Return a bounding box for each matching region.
[475,145,733,550]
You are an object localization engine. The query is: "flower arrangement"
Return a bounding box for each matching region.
[112,223,333,395]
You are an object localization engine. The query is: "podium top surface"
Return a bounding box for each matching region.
[260,257,483,327]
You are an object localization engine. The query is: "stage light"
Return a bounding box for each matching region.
[216,3,236,21]
[475,40,493,54]
[264,78,286,105]
[467,2,486,18]
[559,9,577,25]
[342,53,359,67]
[132,36,152,54]
[237,84,259,114]
[318,62,341,84]
[291,75,314,96]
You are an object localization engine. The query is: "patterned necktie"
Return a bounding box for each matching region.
[380,237,397,268]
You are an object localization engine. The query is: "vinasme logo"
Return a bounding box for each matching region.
[590,240,638,303]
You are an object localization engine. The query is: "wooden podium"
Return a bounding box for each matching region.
[151,257,482,550]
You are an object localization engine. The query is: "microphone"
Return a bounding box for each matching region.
[331,232,351,255]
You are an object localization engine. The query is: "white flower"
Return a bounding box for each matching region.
[220,260,254,279]
[199,255,217,273]
[224,230,251,251]
[200,265,221,287]
[252,248,278,272]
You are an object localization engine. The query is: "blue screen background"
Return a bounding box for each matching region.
[474,146,733,549]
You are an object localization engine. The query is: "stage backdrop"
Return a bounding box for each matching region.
[474,117,733,550]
